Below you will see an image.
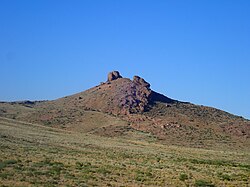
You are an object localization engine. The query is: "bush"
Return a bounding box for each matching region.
[0,159,18,170]
[218,173,232,181]
[194,179,215,187]
[179,173,188,181]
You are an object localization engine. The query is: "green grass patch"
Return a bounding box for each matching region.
[179,173,188,181]
[194,179,215,187]
[0,159,18,170]
[177,157,250,171]
[217,173,233,181]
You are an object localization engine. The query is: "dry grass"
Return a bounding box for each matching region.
[0,117,249,186]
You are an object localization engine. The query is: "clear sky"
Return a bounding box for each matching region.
[0,0,249,119]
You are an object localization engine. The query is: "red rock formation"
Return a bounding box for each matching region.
[107,71,122,82]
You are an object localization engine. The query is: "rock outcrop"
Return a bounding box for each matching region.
[133,76,150,88]
[107,71,122,82]
[109,74,153,114]
[68,71,174,115]
[127,75,152,112]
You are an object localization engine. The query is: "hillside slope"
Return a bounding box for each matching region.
[0,117,249,186]
[0,71,249,150]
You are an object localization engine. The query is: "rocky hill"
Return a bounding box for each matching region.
[0,71,249,150]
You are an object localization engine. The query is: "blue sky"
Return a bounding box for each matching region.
[0,0,249,119]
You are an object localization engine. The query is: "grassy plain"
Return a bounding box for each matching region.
[0,117,249,186]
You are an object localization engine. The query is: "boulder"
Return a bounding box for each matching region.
[107,71,122,82]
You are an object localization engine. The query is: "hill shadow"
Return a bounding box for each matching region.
[149,91,177,104]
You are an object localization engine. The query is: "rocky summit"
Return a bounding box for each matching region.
[92,71,173,114]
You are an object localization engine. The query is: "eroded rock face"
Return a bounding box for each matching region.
[107,71,122,82]
[133,76,150,88]
[80,72,153,114]
[117,75,152,114]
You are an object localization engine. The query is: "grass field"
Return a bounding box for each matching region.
[0,117,249,186]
